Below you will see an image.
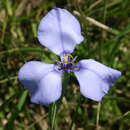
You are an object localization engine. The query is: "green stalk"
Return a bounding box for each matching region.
[49,102,57,130]
[96,102,101,130]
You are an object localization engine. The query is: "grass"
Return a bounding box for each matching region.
[0,0,130,129]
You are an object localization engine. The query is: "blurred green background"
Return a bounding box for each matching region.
[0,0,130,130]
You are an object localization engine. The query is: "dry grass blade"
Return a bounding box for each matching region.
[88,0,103,11]
[73,11,119,35]
[15,0,29,16]
[25,114,48,130]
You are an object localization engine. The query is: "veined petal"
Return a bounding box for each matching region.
[31,71,62,105]
[79,59,121,86]
[75,69,108,101]
[74,59,121,101]
[18,61,62,105]
[38,8,84,56]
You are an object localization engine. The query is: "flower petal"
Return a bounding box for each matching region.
[31,71,62,105]
[38,8,84,56]
[79,59,121,86]
[18,61,62,105]
[75,69,108,101]
[74,59,121,101]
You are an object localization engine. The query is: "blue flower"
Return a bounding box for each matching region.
[18,8,121,105]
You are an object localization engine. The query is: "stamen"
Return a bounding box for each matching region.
[72,56,78,62]
[63,54,73,64]
[55,54,80,72]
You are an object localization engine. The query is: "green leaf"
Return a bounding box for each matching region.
[17,90,28,111]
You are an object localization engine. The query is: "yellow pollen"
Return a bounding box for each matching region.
[63,54,73,64]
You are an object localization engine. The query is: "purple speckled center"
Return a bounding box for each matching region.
[55,54,80,72]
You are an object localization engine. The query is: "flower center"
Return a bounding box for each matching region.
[55,54,80,72]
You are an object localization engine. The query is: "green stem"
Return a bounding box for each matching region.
[96,102,101,130]
[49,102,57,130]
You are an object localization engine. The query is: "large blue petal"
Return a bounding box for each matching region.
[79,59,121,86]
[18,61,62,105]
[38,8,84,56]
[74,59,121,101]
[75,69,108,101]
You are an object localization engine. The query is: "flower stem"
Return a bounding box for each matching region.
[96,102,101,130]
[49,102,57,130]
